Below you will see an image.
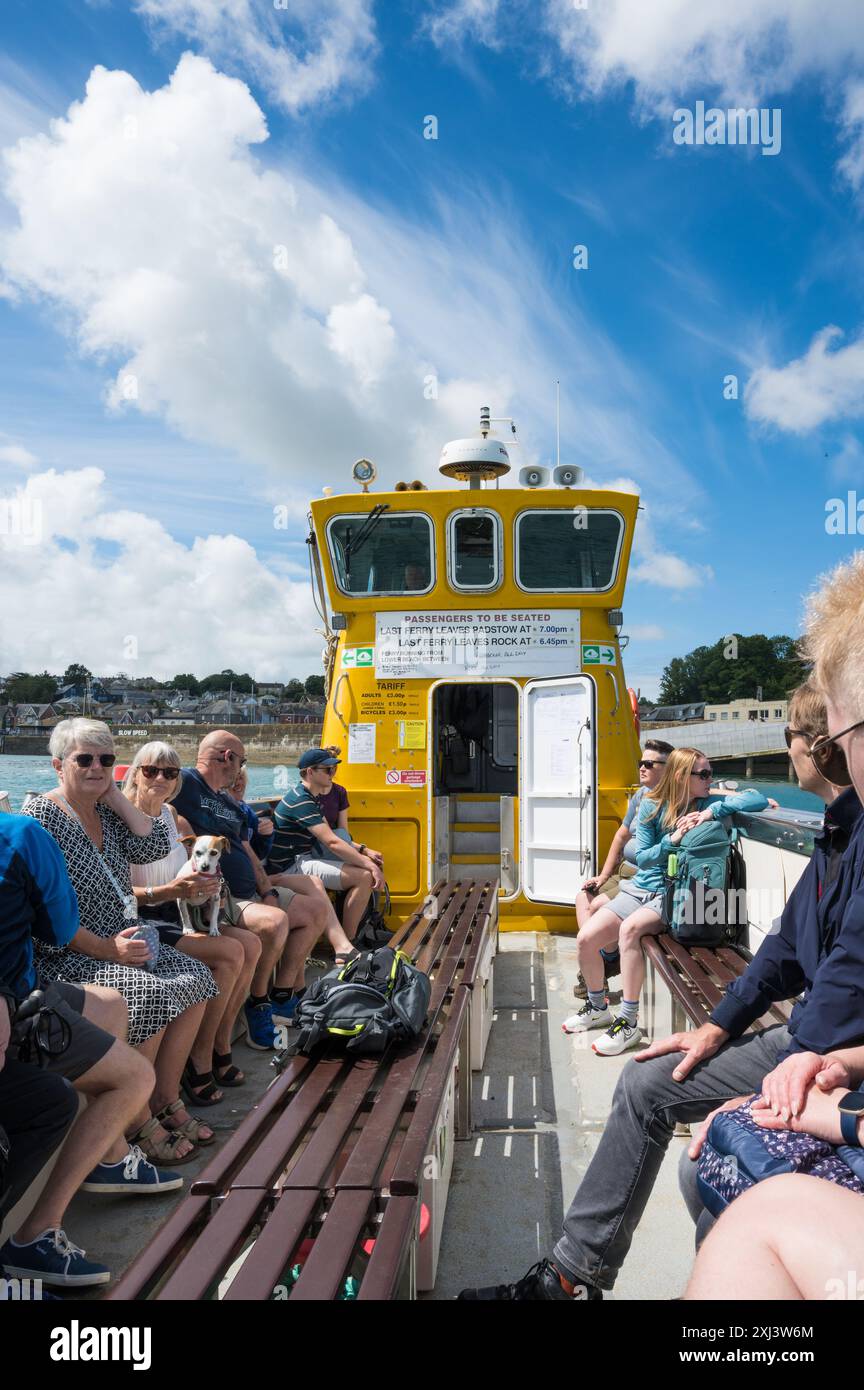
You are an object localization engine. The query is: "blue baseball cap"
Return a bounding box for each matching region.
[298,748,340,771]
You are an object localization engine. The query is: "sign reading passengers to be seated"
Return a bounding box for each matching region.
[374,610,581,678]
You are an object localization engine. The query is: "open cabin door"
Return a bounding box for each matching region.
[521,676,594,905]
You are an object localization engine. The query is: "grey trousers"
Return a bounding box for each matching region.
[553,1024,790,1290]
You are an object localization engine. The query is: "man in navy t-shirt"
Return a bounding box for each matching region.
[171,730,329,1047]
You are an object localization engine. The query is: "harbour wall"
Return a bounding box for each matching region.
[1,722,325,765]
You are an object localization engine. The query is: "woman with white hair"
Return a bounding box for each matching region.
[24,718,219,1165]
[125,742,261,1103]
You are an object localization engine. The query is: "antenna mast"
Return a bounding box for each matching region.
[556,380,561,470]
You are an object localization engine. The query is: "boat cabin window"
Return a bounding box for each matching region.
[447,510,501,591]
[515,509,624,592]
[327,513,434,596]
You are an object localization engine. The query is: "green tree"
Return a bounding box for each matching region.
[658,634,809,705]
[304,674,325,701]
[199,669,254,695]
[61,663,92,687]
[169,673,202,695]
[283,679,305,702]
[6,671,60,703]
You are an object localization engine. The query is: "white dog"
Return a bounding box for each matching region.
[177,835,228,937]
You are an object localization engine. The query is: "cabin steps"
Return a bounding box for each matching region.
[447,795,502,882]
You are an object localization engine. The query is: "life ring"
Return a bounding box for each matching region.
[627,687,640,739]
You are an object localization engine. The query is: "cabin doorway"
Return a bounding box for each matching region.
[431,682,519,894]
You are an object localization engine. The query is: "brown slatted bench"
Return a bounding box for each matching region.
[643,935,793,1035]
[108,876,498,1302]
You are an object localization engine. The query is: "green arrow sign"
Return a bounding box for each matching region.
[581,642,615,666]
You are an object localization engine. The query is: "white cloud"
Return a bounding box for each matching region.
[0,443,39,468]
[0,54,706,601]
[630,551,712,590]
[745,326,864,431]
[134,0,377,113]
[424,0,502,48]
[543,0,864,107]
[628,624,666,640]
[0,466,321,679]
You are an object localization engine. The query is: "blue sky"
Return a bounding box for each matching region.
[0,0,863,691]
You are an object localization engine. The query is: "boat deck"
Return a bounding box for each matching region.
[43,931,694,1301]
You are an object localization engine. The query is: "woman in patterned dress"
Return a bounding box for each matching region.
[24,719,219,1164]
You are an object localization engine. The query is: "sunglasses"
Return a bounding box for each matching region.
[638,759,667,770]
[69,753,116,769]
[784,726,807,749]
[691,768,713,781]
[139,766,180,781]
[216,749,247,767]
[810,719,864,759]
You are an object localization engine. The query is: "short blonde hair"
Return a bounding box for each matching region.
[49,718,114,761]
[802,552,864,715]
[123,741,183,803]
[787,680,828,744]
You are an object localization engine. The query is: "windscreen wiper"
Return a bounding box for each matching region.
[344,503,389,580]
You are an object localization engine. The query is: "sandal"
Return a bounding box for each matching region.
[181,1062,224,1108]
[127,1115,197,1166]
[334,948,362,969]
[212,1050,245,1087]
[156,1099,216,1147]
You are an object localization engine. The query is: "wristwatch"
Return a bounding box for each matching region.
[838,1090,864,1145]
[358,844,366,855]
[145,886,155,904]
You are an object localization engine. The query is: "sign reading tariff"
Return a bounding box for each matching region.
[374,610,581,679]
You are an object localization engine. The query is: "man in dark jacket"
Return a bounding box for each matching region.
[459,555,864,1301]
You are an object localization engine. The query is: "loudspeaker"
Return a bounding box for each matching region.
[553,465,583,487]
[519,465,549,488]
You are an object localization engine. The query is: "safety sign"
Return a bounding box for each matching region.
[342,646,375,669]
[385,769,427,786]
[581,642,616,666]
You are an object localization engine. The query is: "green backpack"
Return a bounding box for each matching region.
[663,818,746,947]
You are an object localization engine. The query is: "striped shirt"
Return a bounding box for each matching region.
[269,784,326,871]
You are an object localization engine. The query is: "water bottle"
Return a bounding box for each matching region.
[130,922,160,972]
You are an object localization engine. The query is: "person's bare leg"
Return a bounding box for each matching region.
[684,1174,864,1300]
[214,925,261,1056]
[575,908,623,993]
[14,1042,155,1243]
[125,1026,193,1156]
[269,872,353,955]
[150,1002,214,1132]
[617,908,663,1003]
[338,864,375,940]
[274,897,327,991]
[175,934,244,1076]
[239,903,290,996]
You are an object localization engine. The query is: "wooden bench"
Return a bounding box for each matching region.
[108,877,498,1302]
[643,934,793,1035]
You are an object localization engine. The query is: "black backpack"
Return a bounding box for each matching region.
[279,947,431,1059]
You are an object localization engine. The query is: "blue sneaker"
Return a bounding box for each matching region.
[80,1144,183,1194]
[244,998,278,1049]
[270,991,303,1025]
[0,1228,110,1288]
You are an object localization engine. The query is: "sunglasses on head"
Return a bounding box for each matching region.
[638,758,666,770]
[691,768,713,781]
[139,766,180,781]
[69,753,116,769]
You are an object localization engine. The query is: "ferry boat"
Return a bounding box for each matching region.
[307,407,642,934]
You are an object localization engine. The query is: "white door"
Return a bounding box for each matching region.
[521,676,594,905]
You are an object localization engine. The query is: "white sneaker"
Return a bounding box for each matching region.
[562,1001,613,1033]
[592,1016,643,1056]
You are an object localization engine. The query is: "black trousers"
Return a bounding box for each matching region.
[0,1058,78,1225]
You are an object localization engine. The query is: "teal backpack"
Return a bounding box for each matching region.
[663,818,746,947]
